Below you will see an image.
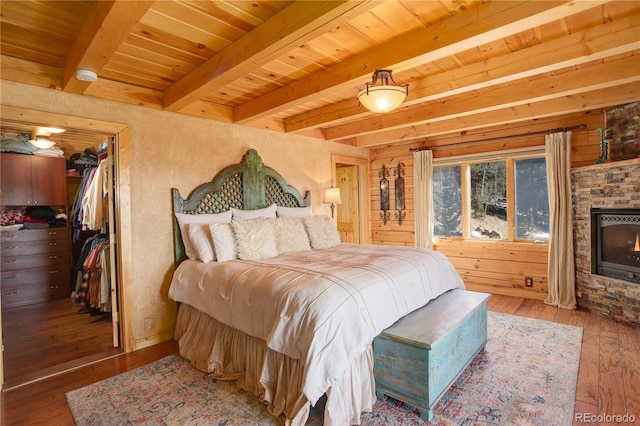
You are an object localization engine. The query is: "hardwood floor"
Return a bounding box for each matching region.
[2,295,639,426]
[1,298,121,390]
[491,295,640,426]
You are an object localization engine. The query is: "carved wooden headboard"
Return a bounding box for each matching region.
[171,149,311,265]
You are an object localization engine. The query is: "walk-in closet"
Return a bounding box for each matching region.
[0,124,122,390]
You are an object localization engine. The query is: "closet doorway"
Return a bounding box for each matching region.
[331,154,370,244]
[0,107,132,390]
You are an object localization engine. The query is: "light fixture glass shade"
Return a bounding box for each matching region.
[41,126,66,134]
[323,187,342,204]
[357,85,407,113]
[29,137,56,149]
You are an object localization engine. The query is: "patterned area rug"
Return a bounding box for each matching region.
[66,312,582,425]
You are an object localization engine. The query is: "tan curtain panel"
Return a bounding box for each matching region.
[413,149,433,249]
[545,131,577,309]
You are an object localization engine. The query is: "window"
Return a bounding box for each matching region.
[433,166,462,236]
[432,149,549,242]
[470,161,507,239]
[514,157,549,240]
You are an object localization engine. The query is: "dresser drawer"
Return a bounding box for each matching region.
[0,228,68,243]
[1,275,69,307]
[1,262,70,286]
[1,238,68,256]
[0,252,70,272]
[1,264,70,307]
[0,227,71,307]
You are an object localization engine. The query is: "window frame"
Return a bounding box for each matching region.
[432,146,547,243]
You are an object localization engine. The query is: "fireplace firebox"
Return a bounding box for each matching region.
[591,208,640,284]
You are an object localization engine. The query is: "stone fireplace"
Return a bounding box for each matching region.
[591,208,640,284]
[572,158,640,328]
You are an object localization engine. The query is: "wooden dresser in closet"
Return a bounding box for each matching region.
[0,152,70,308]
[1,228,70,307]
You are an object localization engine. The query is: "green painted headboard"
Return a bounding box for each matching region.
[171,149,311,266]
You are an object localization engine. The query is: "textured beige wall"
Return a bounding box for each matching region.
[0,81,368,348]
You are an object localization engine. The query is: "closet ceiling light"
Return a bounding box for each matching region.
[28,126,65,149]
[29,136,56,149]
[30,126,64,138]
[41,126,66,134]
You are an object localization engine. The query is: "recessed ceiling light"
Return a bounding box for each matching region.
[76,69,98,82]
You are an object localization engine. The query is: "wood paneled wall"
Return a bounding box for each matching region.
[368,110,607,299]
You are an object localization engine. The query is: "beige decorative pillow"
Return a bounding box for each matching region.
[187,223,215,263]
[303,215,342,249]
[208,223,238,262]
[274,218,311,254]
[276,205,313,218]
[232,219,278,260]
[231,204,277,221]
[175,211,232,260]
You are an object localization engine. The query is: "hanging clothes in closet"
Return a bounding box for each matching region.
[72,234,111,313]
[70,157,112,314]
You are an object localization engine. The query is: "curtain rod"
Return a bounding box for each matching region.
[409,123,587,152]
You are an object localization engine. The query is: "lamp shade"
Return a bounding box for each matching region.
[357,85,407,113]
[29,126,61,149]
[323,187,342,204]
[29,137,56,149]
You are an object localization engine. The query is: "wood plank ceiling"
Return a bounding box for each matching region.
[1,0,639,154]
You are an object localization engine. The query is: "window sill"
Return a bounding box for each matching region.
[433,238,549,249]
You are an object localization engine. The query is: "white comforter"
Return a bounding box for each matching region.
[168,243,464,404]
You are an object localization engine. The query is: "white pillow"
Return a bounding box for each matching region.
[303,215,342,249]
[175,211,232,260]
[187,224,215,263]
[274,218,311,254]
[231,204,277,221]
[208,223,238,262]
[232,219,278,260]
[276,205,313,218]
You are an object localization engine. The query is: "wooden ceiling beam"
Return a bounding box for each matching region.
[351,81,640,147]
[62,1,154,94]
[163,0,380,112]
[233,0,608,124]
[1,55,232,125]
[365,111,600,160]
[285,13,640,133]
[83,79,164,109]
[0,54,61,89]
[324,54,640,141]
[0,105,127,135]
[0,53,175,115]
[177,100,236,124]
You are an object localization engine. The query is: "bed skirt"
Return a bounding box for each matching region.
[174,303,377,425]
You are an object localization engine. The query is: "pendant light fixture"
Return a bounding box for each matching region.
[357,69,409,113]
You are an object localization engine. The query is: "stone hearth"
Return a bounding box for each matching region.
[572,158,640,329]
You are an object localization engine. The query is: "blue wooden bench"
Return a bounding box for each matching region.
[373,289,491,421]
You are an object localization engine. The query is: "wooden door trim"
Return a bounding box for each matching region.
[0,106,134,388]
[331,154,370,244]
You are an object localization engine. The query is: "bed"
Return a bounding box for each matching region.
[168,149,465,425]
